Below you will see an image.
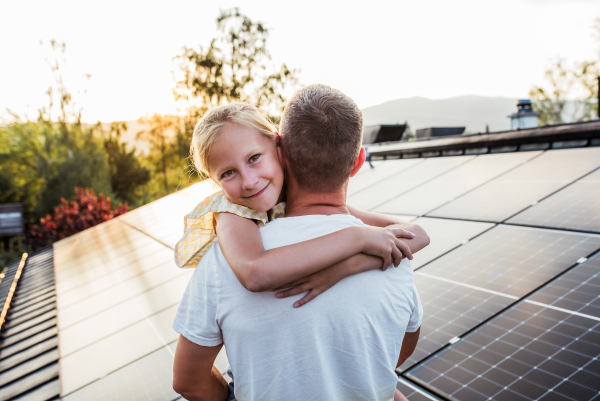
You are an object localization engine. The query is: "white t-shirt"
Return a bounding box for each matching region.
[173,214,422,401]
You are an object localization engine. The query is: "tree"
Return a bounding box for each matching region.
[137,114,180,194]
[103,122,151,205]
[173,8,299,119]
[530,18,600,123]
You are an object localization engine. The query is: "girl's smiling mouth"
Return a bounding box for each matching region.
[245,183,269,199]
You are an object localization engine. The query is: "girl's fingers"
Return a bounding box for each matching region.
[392,246,403,267]
[396,238,413,260]
[391,228,415,239]
[382,253,392,270]
[294,289,321,307]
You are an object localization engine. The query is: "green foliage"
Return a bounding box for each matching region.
[173,7,298,118]
[104,122,151,206]
[530,18,600,124]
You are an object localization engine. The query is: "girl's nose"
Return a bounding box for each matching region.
[242,173,260,190]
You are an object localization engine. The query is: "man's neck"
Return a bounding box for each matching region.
[284,182,350,217]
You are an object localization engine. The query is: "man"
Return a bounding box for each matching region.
[172,84,426,401]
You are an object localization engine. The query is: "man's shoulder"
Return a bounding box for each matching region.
[263,213,364,231]
[260,214,364,249]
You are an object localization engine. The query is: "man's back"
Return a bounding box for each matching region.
[174,214,422,401]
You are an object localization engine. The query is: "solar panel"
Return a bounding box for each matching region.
[349,156,475,212]
[348,159,424,196]
[398,225,600,370]
[527,252,600,319]
[419,225,600,298]
[407,301,600,401]
[62,343,180,401]
[400,273,515,370]
[59,304,180,395]
[58,260,189,330]
[377,151,542,216]
[410,218,494,269]
[508,168,600,233]
[428,147,600,223]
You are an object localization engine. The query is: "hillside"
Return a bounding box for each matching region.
[361,95,519,134]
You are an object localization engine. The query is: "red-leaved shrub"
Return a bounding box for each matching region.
[28,187,128,249]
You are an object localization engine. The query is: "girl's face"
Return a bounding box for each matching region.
[208,123,284,212]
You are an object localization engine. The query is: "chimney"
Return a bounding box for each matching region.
[509,99,540,130]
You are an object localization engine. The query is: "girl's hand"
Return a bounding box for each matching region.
[358,226,414,269]
[274,261,347,308]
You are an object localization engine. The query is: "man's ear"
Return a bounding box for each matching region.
[277,146,286,169]
[350,147,366,177]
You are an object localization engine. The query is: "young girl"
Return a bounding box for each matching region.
[175,102,429,308]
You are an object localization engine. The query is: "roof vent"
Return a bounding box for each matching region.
[509,100,540,130]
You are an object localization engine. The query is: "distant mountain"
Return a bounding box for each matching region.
[361,95,520,134]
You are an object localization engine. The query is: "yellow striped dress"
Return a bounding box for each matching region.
[174,191,286,269]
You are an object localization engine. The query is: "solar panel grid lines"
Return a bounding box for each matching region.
[428,147,600,223]
[398,274,516,371]
[347,159,425,197]
[349,156,476,212]
[527,251,600,320]
[406,302,600,401]
[507,167,600,234]
[397,225,600,374]
[418,225,600,299]
[382,151,544,217]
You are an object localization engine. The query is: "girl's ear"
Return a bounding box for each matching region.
[350,147,366,177]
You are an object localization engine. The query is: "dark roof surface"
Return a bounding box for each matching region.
[0,247,59,401]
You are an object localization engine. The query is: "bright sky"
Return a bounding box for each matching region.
[1,0,599,123]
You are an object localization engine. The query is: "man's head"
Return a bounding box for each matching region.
[279,84,364,193]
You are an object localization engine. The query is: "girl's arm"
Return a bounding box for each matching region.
[348,205,430,254]
[275,208,431,307]
[214,212,414,292]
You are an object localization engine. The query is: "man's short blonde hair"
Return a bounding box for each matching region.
[190,103,277,174]
[279,84,363,192]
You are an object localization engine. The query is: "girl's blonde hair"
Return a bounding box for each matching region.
[190,103,277,175]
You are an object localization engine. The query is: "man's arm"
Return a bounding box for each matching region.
[397,327,420,368]
[173,335,229,401]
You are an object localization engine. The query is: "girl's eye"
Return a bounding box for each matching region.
[221,170,234,179]
[249,154,260,163]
